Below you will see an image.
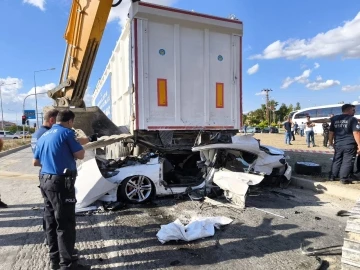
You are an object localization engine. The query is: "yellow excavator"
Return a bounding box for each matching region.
[45,0,138,137]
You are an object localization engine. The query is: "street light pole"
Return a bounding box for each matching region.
[34,68,56,129]
[0,82,17,130]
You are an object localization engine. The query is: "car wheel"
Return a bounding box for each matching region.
[119,176,154,203]
[294,161,322,175]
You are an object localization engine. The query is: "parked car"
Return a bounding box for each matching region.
[0,130,21,139]
[261,127,279,133]
[74,133,292,212]
[246,127,261,133]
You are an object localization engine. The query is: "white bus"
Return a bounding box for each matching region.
[291,103,360,134]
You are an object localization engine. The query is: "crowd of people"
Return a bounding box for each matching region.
[284,104,360,185]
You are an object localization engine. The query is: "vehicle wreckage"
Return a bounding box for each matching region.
[74,133,292,212]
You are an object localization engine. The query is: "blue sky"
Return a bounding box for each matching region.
[0,0,360,125]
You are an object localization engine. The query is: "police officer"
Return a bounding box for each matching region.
[33,110,90,270]
[329,104,360,184]
[32,109,97,249]
[32,109,96,153]
[31,109,59,153]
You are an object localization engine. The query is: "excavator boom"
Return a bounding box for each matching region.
[48,0,113,108]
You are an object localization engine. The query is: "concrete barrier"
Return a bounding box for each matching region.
[284,150,334,175]
[0,144,30,158]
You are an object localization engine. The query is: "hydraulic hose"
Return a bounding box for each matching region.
[112,0,122,7]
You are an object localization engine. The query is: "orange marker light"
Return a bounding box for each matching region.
[216,82,224,108]
[157,79,168,106]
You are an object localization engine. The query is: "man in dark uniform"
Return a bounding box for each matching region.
[322,121,330,147]
[329,104,360,184]
[33,110,90,270]
[284,117,292,145]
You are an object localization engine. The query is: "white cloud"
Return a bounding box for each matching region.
[250,12,360,60]
[23,0,46,11]
[109,0,177,27]
[0,77,56,122]
[281,69,311,89]
[27,83,56,95]
[255,91,266,96]
[247,64,259,75]
[306,80,340,90]
[342,85,360,92]
[280,64,340,90]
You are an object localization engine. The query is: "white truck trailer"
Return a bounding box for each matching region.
[92,2,243,158]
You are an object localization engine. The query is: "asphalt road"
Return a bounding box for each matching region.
[0,147,355,270]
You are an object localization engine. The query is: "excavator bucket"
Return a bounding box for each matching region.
[43,106,125,137]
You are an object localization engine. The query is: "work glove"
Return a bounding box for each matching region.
[88,133,98,142]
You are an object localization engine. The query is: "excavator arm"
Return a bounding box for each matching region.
[44,0,138,137]
[47,0,128,108]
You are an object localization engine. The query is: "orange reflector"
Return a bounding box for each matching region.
[216,83,224,108]
[157,79,168,106]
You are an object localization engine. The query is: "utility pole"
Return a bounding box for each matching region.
[261,89,273,125]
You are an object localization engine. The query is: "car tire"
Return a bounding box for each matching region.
[118,176,155,204]
[294,161,322,175]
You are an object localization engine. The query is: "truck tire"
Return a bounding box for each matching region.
[294,162,322,175]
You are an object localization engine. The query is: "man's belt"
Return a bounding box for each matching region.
[41,174,66,180]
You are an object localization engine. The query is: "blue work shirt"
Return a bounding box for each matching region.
[31,125,51,153]
[34,124,83,175]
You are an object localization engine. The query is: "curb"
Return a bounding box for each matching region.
[284,149,334,155]
[0,144,31,158]
[291,176,360,202]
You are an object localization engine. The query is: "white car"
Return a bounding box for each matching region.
[0,130,21,139]
[74,134,292,212]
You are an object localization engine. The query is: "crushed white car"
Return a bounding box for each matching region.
[74,134,292,212]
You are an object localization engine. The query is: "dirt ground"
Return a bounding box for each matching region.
[2,139,31,151]
[251,132,329,151]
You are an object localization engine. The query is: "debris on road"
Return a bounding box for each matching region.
[300,243,342,256]
[251,207,287,219]
[156,216,233,244]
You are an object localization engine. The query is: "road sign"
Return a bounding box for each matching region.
[24,110,36,120]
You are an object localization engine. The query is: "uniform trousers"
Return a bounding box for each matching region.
[40,174,77,270]
[331,146,357,180]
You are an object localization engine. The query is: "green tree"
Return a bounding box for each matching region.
[295,102,301,110]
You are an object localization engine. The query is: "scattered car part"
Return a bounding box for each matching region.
[294,162,322,175]
[300,243,342,256]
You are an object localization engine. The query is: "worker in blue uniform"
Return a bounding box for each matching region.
[31,109,97,251]
[33,109,90,270]
[329,104,360,184]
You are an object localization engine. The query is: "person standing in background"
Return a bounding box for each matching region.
[284,117,292,145]
[299,122,305,137]
[305,115,316,148]
[322,121,330,147]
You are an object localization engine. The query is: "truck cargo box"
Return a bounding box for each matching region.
[93,2,243,133]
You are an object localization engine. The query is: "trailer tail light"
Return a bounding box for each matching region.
[216,83,224,108]
[157,79,168,106]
